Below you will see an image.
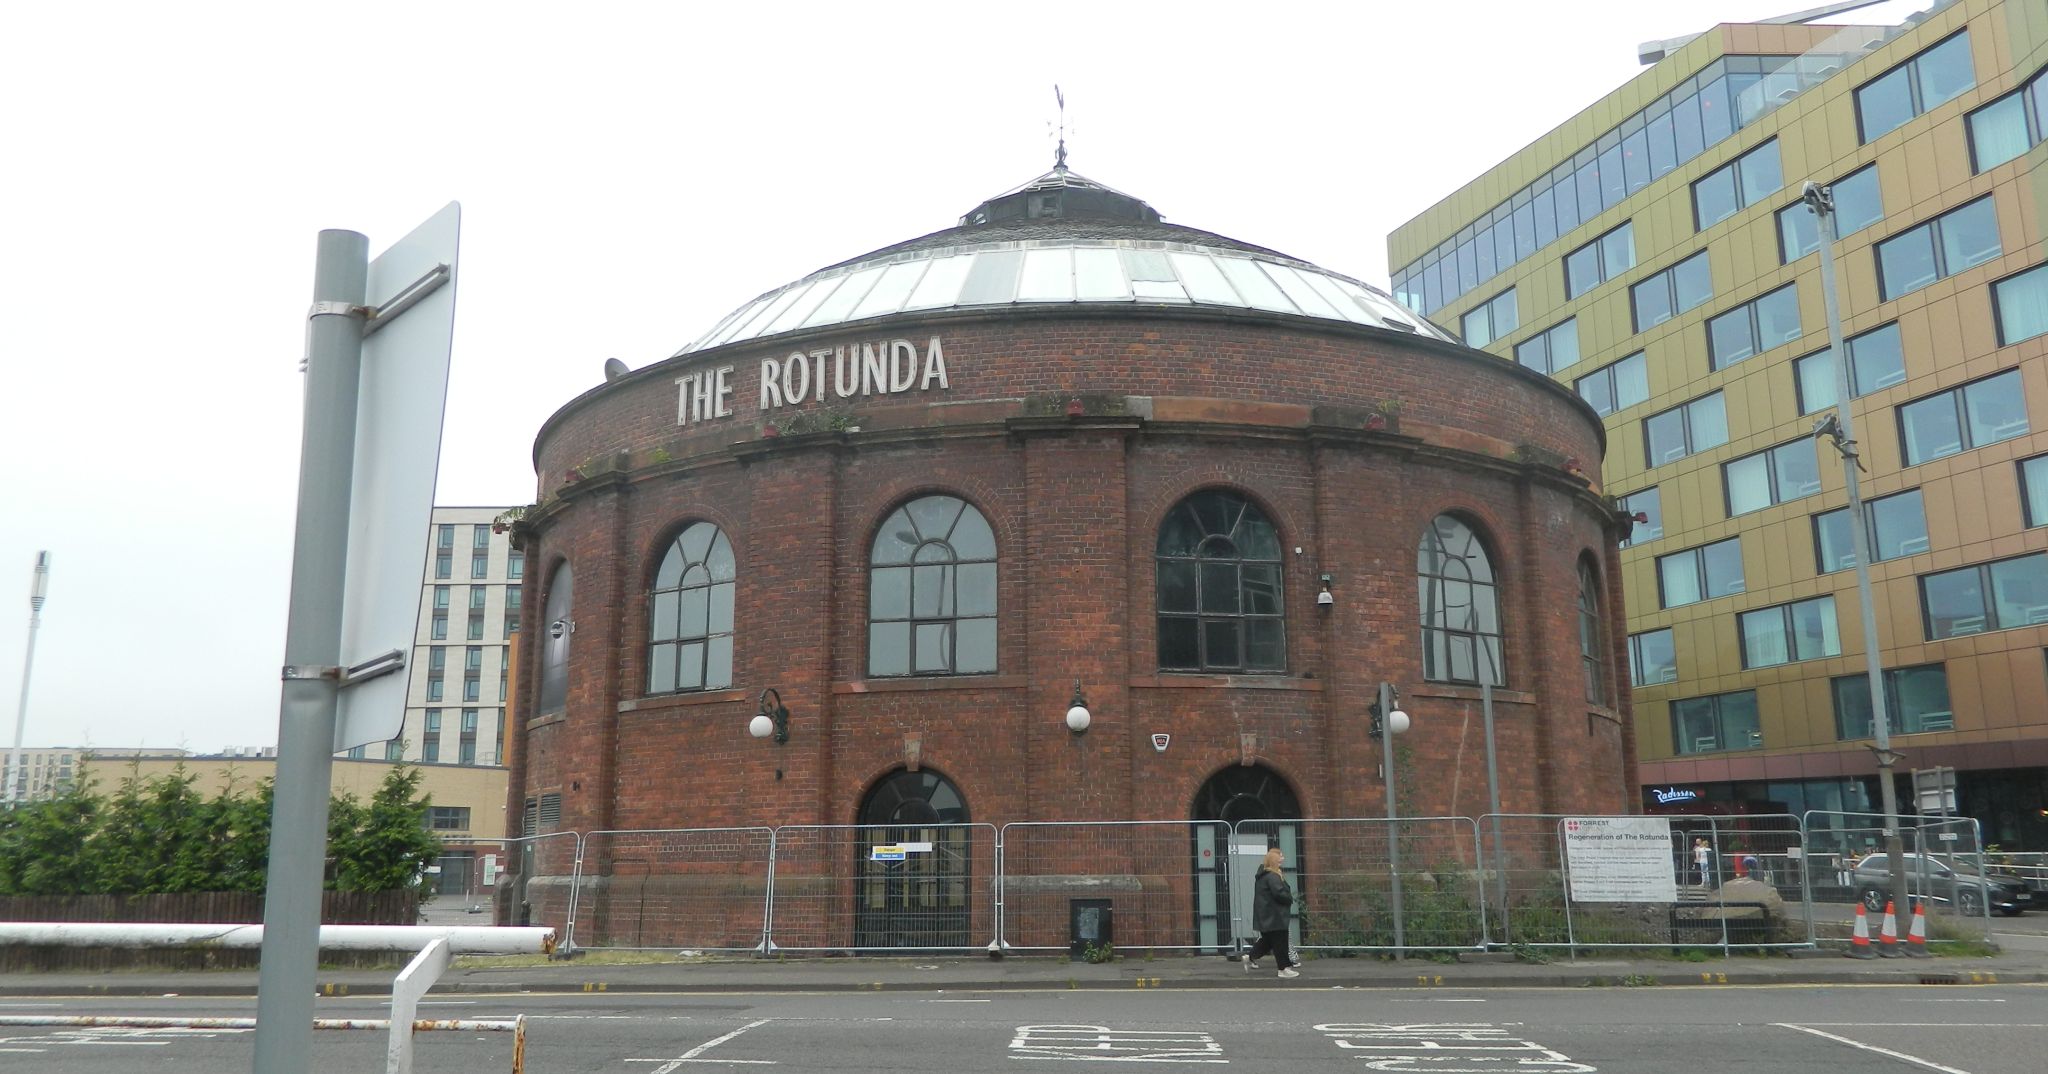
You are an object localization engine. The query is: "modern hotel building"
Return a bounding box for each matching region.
[1391,0,2048,847]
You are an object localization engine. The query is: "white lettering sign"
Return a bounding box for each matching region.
[1652,787,1700,804]
[1562,816,1678,903]
[690,335,950,427]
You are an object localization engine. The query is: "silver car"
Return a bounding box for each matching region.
[1852,852,2032,916]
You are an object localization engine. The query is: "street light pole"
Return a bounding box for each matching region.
[1804,180,1911,921]
[5,552,50,808]
[1377,682,1408,959]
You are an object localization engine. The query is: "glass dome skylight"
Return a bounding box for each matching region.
[675,167,1449,357]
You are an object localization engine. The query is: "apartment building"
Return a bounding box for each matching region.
[1391,0,2048,847]
[341,506,523,768]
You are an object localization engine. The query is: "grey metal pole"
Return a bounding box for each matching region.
[5,552,50,807]
[1380,681,1404,958]
[1805,182,1911,923]
[251,229,367,1074]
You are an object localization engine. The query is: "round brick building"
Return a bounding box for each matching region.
[504,165,1634,952]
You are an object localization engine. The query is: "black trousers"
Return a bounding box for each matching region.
[1247,928,1293,969]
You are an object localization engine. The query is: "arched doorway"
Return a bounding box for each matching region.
[1192,765,1302,952]
[855,769,972,950]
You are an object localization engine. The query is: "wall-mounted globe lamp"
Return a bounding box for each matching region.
[749,688,789,744]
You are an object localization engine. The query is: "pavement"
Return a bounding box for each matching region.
[0,937,2043,997]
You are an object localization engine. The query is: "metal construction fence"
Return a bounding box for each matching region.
[997,820,1229,952]
[496,812,2008,956]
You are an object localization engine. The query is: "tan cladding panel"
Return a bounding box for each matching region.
[83,757,510,839]
[1635,642,2048,758]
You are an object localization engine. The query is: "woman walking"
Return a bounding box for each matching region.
[1243,847,1299,979]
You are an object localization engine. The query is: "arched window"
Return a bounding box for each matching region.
[869,495,997,677]
[1156,490,1285,672]
[1579,559,1605,704]
[648,522,735,693]
[1418,515,1504,686]
[537,562,573,716]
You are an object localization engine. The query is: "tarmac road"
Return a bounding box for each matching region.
[2,982,2043,1073]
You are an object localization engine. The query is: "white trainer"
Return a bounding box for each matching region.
[1277,967,1299,979]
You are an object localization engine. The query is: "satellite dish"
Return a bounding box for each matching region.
[603,357,630,382]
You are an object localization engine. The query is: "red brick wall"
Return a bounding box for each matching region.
[510,307,1633,911]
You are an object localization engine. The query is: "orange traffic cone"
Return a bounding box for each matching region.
[1878,900,1902,958]
[1905,900,1930,958]
[1847,903,1877,959]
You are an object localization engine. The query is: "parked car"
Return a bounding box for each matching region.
[1852,852,2032,916]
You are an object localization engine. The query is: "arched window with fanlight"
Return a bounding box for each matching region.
[1418,515,1504,686]
[1579,558,1606,705]
[1156,490,1286,673]
[868,495,997,677]
[648,522,735,693]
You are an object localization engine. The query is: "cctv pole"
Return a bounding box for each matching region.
[1380,681,1405,959]
[1806,181,1910,921]
[251,229,368,1074]
[5,552,50,807]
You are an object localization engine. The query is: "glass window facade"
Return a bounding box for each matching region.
[1629,628,1677,686]
[1579,561,1605,705]
[1566,223,1636,299]
[1898,370,2028,465]
[1461,287,1519,347]
[2023,456,2048,527]
[1418,515,1505,686]
[1738,596,1840,668]
[1157,490,1285,673]
[1395,54,1837,315]
[1643,391,1728,466]
[1815,488,1929,572]
[1993,264,2048,346]
[649,521,737,693]
[1657,537,1745,608]
[1920,553,2048,640]
[1857,30,1975,143]
[1779,164,1884,262]
[1672,689,1762,754]
[1794,322,1906,414]
[1514,319,1579,375]
[1693,139,1782,229]
[872,495,999,677]
[1619,487,1663,548]
[1723,438,1821,516]
[1706,284,1801,369]
[1833,664,1953,739]
[1876,196,2001,300]
[1576,351,1649,416]
[1631,251,1713,332]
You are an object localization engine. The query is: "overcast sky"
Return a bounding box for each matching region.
[0,1,1926,753]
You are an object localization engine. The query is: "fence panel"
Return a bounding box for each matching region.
[1804,810,1996,940]
[997,821,1229,953]
[767,823,997,953]
[1237,817,1484,954]
[496,832,582,941]
[566,828,775,953]
[1483,813,1811,950]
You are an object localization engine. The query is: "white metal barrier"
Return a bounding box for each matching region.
[0,923,552,1073]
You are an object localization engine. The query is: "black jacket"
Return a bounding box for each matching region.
[1253,869,1293,933]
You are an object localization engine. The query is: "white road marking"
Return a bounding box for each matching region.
[1776,1023,1974,1074]
[647,1019,777,1071]
[1900,998,2005,1003]
[929,998,992,1003]
[1009,1024,1225,1063]
[1390,998,1487,1003]
[1317,1023,1594,1072]
[0,1004,62,1009]
[1794,1023,2047,1028]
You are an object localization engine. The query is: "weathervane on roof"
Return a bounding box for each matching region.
[1052,84,1068,171]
